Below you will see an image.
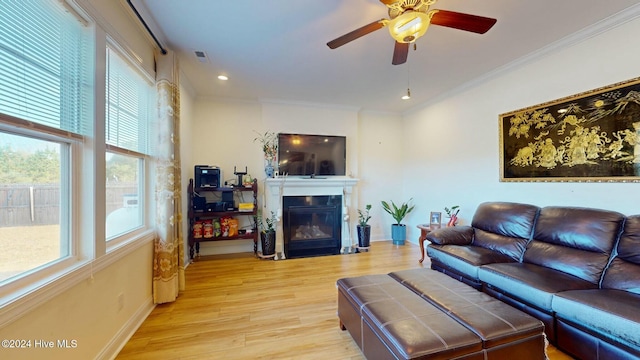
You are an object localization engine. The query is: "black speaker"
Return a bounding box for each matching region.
[192,195,206,211]
[221,190,234,203]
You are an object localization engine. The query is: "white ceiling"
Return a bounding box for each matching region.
[137,0,640,113]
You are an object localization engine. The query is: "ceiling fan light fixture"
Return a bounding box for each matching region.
[388,10,431,43]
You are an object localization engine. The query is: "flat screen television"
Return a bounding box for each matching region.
[277,133,346,176]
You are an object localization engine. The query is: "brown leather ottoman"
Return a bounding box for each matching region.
[338,271,546,359]
[337,274,485,359]
[389,269,546,359]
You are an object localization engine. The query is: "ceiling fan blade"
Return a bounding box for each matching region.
[327,19,386,49]
[431,10,497,34]
[392,41,409,65]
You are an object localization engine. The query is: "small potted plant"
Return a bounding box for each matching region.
[357,204,372,249]
[444,205,460,227]
[381,198,415,245]
[253,130,278,177]
[257,210,277,256]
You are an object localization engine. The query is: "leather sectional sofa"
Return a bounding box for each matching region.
[426,201,640,360]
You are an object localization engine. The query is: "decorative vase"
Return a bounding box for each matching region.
[261,230,276,256]
[357,225,371,249]
[264,159,275,178]
[447,215,458,227]
[391,224,407,245]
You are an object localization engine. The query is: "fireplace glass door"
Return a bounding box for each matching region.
[283,195,342,258]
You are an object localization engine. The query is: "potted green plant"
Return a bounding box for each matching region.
[444,205,460,227]
[381,198,415,245]
[257,210,277,256]
[357,204,372,250]
[253,130,278,178]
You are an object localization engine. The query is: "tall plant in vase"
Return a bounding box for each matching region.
[257,210,277,257]
[357,204,372,250]
[381,198,415,245]
[253,130,278,178]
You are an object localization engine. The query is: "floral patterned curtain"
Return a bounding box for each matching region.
[152,50,185,303]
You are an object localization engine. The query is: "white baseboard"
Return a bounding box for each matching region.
[99,296,155,360]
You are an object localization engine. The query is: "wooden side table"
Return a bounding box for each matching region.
[417,224,432,263]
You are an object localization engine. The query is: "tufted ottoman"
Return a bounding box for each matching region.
[337,270,546,359]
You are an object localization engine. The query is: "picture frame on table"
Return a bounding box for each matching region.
[430,211,442,229]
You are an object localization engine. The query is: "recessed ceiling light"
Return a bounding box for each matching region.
[217,75,228,81]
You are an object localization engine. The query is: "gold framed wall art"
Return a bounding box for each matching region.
[500,76,640,182]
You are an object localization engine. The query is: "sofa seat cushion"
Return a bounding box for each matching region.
[428,244,516,282]
[478,263,597,312]
[552,289,640,350]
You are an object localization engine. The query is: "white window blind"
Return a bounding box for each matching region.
[106,47,154,154]
[0,0,92,135]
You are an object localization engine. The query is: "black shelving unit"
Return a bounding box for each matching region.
[187,178,258,259]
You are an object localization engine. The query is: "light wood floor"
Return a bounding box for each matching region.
[116,241,573,359]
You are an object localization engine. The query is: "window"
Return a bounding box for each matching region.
[105,152,142,239]
[0,133,69,284]
[0,0,92,284]
[105,46,154,241]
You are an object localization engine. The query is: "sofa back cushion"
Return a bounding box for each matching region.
[471,202,540,261]
[524,206,624,285]
[602,215,640,294]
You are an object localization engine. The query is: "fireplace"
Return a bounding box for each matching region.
[283,195,342,258]
[264,176,358,260]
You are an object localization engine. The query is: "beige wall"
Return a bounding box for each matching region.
[183,98,408,255]
[400,13,640,242]
[180,78,197,266]
[357,111,404,241]
[184,11,640,250]
[183,98,401,255]
[184,98,405,254]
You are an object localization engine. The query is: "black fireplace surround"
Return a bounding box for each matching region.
[283,195,342,258]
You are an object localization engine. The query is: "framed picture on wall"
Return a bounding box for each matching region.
[430,212,442,229]
[499,76,640,182]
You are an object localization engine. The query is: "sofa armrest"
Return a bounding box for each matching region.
[426,226,474,245]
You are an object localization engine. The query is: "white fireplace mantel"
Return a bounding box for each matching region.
[263,176,359,259]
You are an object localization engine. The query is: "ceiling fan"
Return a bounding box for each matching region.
[327,0,497,65]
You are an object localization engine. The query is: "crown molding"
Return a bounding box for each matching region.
[404,3,640,116]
